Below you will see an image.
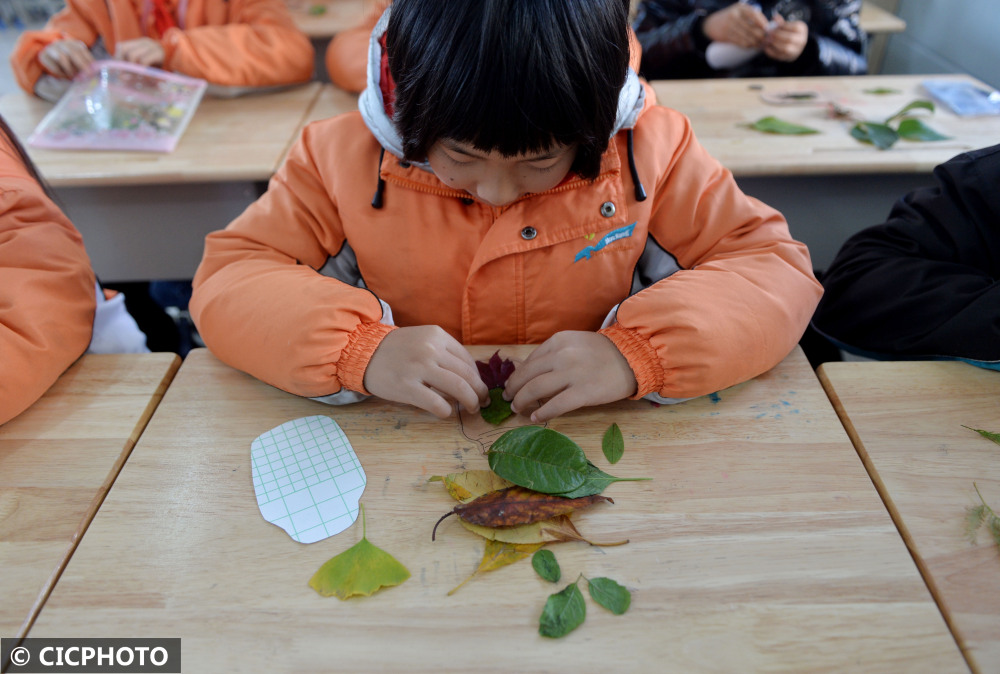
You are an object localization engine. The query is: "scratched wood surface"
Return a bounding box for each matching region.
[27,347,964,672]
[819,360,1000,674]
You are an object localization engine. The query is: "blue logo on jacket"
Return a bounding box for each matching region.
[574,223,636,262]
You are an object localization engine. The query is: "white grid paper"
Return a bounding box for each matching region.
[250,415,366,543]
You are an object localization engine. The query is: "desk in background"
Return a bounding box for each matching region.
[860,1,907,73]
[0,354,180,647]
[651,73,1000,268]
[25,347,964,671]
[819,361,1000,674]
[0,83,323,282]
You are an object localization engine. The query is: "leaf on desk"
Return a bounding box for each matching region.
[850,121,900,150]
[964,482,1000,555]
[863,87,901,95]
[448,539,543,595]
[476,351,517,425]
[481,388,514,425]
[432,486,611,540]
[587,577,632,615]
[602,423,624,464]
[554,461,651,499]
[532,549,561,583]
[885,99,935,123]
[430,469,514,502]
[309,504,410,599]
[744,116,819,135]
[897,118,950,142]
[962,425,1000,446]
[487,426,589,493]
[539,582,587,638]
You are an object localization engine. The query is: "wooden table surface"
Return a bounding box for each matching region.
[860,1,906,34]
[26,347,965,671]
[819,361,1000,674]
[651,74,1000,177]
[0,82,323,187]
[0,354,180,643]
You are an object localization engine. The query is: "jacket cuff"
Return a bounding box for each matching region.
[598,323,664,399]
[337,321,397,395]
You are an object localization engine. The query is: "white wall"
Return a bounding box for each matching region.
[881,0,1000,89]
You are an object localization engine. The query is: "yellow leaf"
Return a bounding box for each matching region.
[449,539,543,595]
[432,469,514,502]
[309,505,410,599]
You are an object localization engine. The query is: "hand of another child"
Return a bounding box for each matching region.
[763,15,808,62]
[703,3,770,49]
[503,331,638,423]
[363,325,490,419]
[115,38,166,67]
[39,39,93,79]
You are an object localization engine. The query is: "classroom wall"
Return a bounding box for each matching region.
[880,0,1000,90]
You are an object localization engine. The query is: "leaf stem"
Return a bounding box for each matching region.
[360,502,367,539]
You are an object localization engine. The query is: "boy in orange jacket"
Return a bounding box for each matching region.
[11,0,314,101]
[192,0,821,422]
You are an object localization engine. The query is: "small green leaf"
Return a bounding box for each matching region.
[539,582,586,638]
[885,99,934,123]
[487,426,588,494]
[850,121,899,150]
[531,549,561,583]
[480,388,513,425]
[746,116,819,135]
[602,423,624,464]
[965,504,986,542]
[863,87,901,95]
[897,118,950,142]
[555,461,651,499]
[306,3,326,14]
[587,577,632,615]
[962,425,1000,446]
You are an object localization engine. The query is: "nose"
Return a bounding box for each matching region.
[474,174,520,207]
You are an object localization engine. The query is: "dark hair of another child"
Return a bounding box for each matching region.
[386,0,631,181]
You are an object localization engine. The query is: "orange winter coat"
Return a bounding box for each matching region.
[191,64,821,403]
[0,134,96,425]
[11,0,314,96]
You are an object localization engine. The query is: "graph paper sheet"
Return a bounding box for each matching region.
[251,415,366,544]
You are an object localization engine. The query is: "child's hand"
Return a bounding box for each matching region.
[115,38,166,67]
[503,331,637,423]
[703,3,769,49]
[763,15,808,62]
[39,39,93,79]
[364,325,490,419]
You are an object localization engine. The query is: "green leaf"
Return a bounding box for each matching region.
[539,582,586,638]
[602,423,624,464]
[965,504,987,542]
[962,425,1000,446]
[850,121,899,150]
[308,505,410,599]
[487,426,588,494]
[897,118,950,142]
[863,87,901,95]
[480,388,513,425]
[885,99,934,123]
[746,116,819,135]
[555,460,651,499]
[587,577,632,615]
[531,549,561,583]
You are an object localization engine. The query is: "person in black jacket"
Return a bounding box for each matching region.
[811,143,1000,370]
[633,0,866,80]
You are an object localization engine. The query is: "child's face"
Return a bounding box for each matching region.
[427,139,577,208]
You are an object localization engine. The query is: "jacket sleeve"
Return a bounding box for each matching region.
[600,106,822,399]
[162,0,314,88]
[324,0,386,94]
[0,148,96,425]
[794,0,867,76]
[812,145,1000,364]
[9,0,104,94]
[190,121,394,399]
[632,0,712,80]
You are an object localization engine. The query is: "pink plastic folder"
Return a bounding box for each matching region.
[28,61,207,153]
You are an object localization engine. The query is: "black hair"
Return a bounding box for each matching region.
[386,0,630,181]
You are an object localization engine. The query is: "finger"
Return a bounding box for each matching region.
[509,370,566,416]
[444,343,490,402]
[404,385,456,419]
[529,389,587,424]
[422,365,483,415]
[39,52,68,78]
[503,353,554,399]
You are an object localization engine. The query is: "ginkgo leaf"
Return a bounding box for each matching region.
[539,582,587,638]
[602,423,624,464]
[488,426,589,494]
[587,577,631,615]
[432,486,611,539]
[448,539,542,596]
[532,549,561,583]
[309,505,410,599]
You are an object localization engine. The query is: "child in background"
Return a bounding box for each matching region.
[10,0,314,101]
[812,144,1000,369]
[191,0,821,422]
[0,116,147,426]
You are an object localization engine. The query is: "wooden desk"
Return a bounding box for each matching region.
[0,84,323,282]
[860,1,906,35]
[651,73,1000,268]
[0,354,180,643]
[286,0,377,39]
[819,361,1000,674]
[26,347,964,671]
